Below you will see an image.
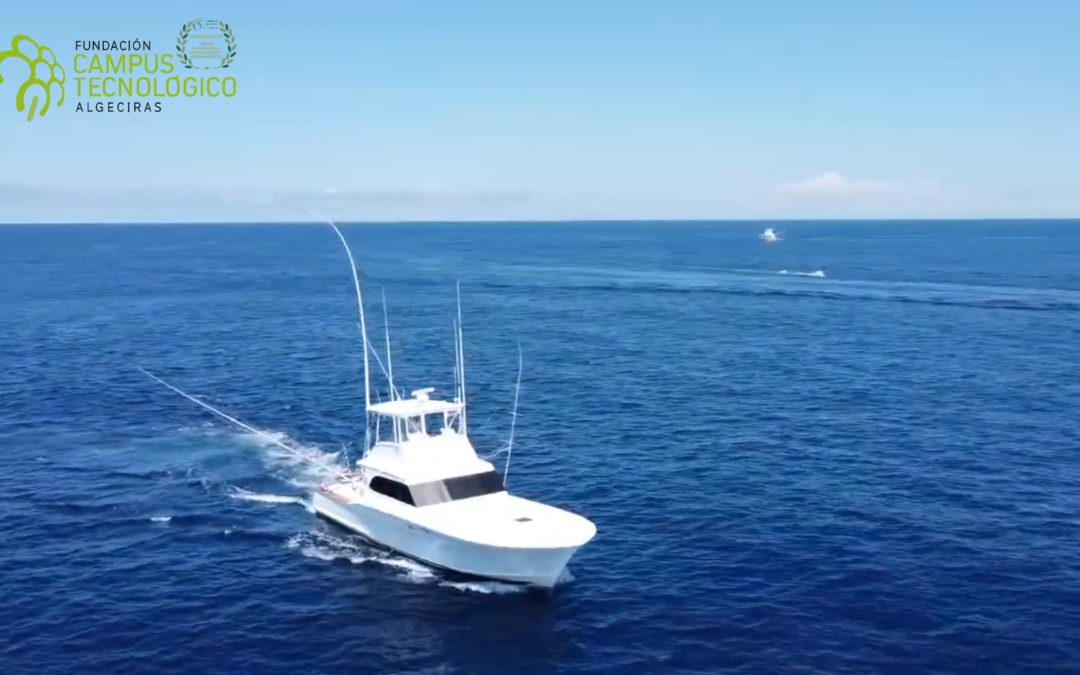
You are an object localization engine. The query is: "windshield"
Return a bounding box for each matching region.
[408,471,505,507]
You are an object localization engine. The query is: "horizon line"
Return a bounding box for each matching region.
[2,217,1080,226]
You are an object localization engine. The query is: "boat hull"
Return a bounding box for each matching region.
[311,491,581,588]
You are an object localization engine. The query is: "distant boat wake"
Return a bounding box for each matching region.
[492,263,1080,312]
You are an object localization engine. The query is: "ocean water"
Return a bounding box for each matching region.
[2,221,1079,674]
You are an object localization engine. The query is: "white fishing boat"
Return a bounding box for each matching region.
[759,227,782,243]
[311,222,595,588]
[311,388,596,587]
[142,218,596,588]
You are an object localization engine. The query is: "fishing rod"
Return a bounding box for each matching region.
[137,366,348,479]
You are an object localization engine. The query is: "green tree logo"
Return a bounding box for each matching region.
[0,35,65,121]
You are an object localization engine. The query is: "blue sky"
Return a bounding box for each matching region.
[2,1,1078,222]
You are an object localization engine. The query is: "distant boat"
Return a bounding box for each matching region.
[759,227,782,243]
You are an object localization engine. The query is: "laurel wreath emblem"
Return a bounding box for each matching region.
[220,23,237,68]
[176,19,237,70]
[176,21,194,68]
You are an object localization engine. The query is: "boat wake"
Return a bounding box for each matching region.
[140,368,347,492]
[228,428,345,489]
[229,487,309,508]
[493,264,1080,312]
[439,579,528,595]
[285,531,530,594]
[287,531,435,580]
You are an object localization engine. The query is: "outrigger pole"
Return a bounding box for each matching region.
[310,210,373,451]
[503,344,523,488]
[382,287,396,401]
[452,319,461,403]
[456,281,467,434]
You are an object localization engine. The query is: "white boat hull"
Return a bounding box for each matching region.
[312,490,581,588]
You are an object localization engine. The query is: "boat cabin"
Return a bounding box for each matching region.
[356,388,504,507]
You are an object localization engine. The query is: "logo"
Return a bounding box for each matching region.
[176,19,236,70]
[0,34,65,121]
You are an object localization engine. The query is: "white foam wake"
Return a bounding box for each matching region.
[284,531,528,593]
[230,488,308,507]
[229,428,346,489]
[286,531,434,580]
[149,515,172,523]
[777,269,826,278]
[438,580,525,594]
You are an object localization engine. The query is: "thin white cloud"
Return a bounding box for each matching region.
[0,183,539,223]
[777,171,931,201]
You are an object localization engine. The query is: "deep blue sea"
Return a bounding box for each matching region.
[2,221,1079,674]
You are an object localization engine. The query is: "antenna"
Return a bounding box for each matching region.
[503,344,523,488]
[452,319,460,402]
[456,281,467,434]
[382,287,395,401]
[310,210,371,450]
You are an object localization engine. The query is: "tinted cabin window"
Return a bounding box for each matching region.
[444,471,504,500]
[368,476,415,506]
[408,471,505,507]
